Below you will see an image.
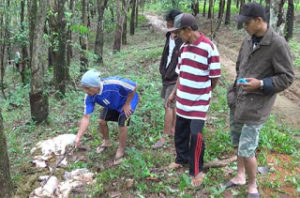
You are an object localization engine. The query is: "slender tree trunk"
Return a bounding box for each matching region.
[48,0,67,97]
[239,0,245,14]
[122,13,127,45]
[236,0,239,9]
[225,0,232,25]
[95,0,109,64]
[208,0,213,19]
[218,0,225,19]
[135,0,138,27]
[265,0,271,23]
[29,0,48,122]
[269,0,285,35]
[191,0,199,16]
[285,0,294,40]
[203,0,207,17]
[113,0,122,52]
[130,0,136,35]
[80,0,88,72]
[109,5,114,22]
[20,0,29,85]
[113,0,130,53]
[0,109,13,198]
[66,0,74,75]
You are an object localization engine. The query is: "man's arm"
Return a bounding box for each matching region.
[165,78,179,109]
[211,78,219,90]
[74,114,90,147]
[122,87,137,118]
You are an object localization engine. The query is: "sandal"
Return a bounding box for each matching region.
[113,155,124,165]
[152,140,165,149]
[96,143,111,154]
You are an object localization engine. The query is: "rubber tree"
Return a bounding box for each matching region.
[285,0,294,40]
[29,0,49,122]
[269,0,285,35]
[94,0,109,64]
[0,109,13,198]
[48,0,67,97]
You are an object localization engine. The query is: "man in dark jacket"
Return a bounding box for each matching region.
[226,3,294,198]
[152,9,183,149]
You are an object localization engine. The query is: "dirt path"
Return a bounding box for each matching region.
[145,13,300,129]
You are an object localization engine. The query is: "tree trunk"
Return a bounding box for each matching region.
[80,0,88,72]
[29,0,48,123]
[218,0,225,19]
[113,0,130,53]
[203,0,207,17]
[191,0,199,16]
[48,0,67,97]
[66,0,74,74]
[135,0,138,27]
[285,0,294,40]
[225,0,232,25]
[130,0,136,35]
[265,0,271,23]
[95,0,109,64]
[109,5,114,22]
[213,0,225,38]
[239,0,245,14]
[20,0,29,85]
[208,0,213,19]
[122,13,127,45]
[0,109,13,198]
[269,0,285,35]
[236,0,239,9]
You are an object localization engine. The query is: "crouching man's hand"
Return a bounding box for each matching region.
[74,135,81,148]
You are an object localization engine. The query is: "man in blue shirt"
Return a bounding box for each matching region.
[74,70,138,165]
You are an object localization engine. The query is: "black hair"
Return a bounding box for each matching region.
[165,9,182,21]
[191,24,198,31]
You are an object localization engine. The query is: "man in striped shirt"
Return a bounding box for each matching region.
[166,13,221,187]
[74,70,138,165]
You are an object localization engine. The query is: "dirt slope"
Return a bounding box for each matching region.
[145,13,300,129]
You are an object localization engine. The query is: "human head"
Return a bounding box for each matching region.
[236,2,267,29]
[168,13,198,32]
[81,69,102,96]
[168,13,198,43]
[165,9,182,28]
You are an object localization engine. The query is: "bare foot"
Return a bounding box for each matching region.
[229,175,246,186]
[248,182,259,194]
[192,172,206,187]
[168,162,183,169]
[96,142,112,153]
[152,137,166,149]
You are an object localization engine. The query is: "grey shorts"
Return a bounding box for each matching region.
[230,111,263,157]
[161,84,176,108]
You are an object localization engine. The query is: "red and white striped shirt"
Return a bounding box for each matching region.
[175,33,221,120]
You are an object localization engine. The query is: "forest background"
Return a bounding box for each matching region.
[0,0,299,197]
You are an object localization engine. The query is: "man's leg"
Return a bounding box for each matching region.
[98,119,111,146]
[229,155,246,185]
[238,124,262,194]
[189,119,205,186]
[116,126,128,158]
[245,156,258,193]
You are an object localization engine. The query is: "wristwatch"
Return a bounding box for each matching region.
[260,80,264,89]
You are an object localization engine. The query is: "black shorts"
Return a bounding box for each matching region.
[100,108,130,127]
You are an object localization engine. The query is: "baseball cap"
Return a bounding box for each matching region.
[236,2,266,28]
[81,69,101,87]
[167,13,196,32]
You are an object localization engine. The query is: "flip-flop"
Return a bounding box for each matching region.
[192,172,206,187]
[96,144,111,154]
[168,162,183,169]
[113,155,124,165]
[224,181,244,189]
[152,140,165,149]
[247,192,260,198]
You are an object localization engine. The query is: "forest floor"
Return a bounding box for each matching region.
[4,12,300,198]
